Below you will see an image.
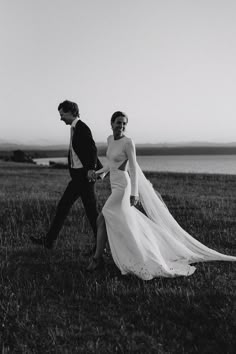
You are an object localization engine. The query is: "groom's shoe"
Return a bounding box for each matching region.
[29,236,54,250]
[86,256,104,272]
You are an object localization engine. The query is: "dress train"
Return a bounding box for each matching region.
[102,165,236,280]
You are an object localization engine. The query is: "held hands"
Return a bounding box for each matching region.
[130,195,139,206]
[95,170,107,180]
[87,170,96,182]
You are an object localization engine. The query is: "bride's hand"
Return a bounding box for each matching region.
[130,195,139,206]
[95,170,107,180]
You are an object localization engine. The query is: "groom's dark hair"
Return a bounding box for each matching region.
[58,100,80,117]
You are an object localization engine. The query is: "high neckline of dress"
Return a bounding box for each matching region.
[113,135,126,141]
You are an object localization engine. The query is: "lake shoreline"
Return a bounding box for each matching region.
[33,154,236,176]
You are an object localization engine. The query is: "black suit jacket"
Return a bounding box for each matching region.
[69,119,102,175]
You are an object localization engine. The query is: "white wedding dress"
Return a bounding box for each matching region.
[97,135,236,280]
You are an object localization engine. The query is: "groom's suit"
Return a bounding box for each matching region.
[69,119,102,176]
[46,119,102,245]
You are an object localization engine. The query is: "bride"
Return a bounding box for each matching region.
[87,111,236,280]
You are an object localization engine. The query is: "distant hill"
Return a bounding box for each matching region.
[0,143,68,151]
[0,141,236,158]
[135,145,236,156]
[136,142,236,148]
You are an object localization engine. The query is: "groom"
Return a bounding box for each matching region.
[30,100,102,251]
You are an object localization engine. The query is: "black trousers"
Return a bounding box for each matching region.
[46,169,98,242]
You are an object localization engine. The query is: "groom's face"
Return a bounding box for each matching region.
[59,109,75,125]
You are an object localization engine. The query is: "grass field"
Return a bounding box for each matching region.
[0,161,235,353]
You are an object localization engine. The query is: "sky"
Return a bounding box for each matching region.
[1,0,236,145]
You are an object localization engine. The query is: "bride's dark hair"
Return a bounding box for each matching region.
[111,111,128,124]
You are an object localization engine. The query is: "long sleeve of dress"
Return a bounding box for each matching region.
[125,138,138,196]
[95,136,110,179]
[95,160,110,178]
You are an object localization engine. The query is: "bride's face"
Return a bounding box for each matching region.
[112,116,128,139]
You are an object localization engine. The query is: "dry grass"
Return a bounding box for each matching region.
[0,161,235,353]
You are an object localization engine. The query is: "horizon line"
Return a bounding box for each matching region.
[0,140,236,148]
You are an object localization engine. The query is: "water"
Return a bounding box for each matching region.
[137,155,236,175]
[34,154,236,175]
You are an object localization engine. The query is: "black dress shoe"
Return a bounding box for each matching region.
[86,257,104,272]
[29,236,54,249]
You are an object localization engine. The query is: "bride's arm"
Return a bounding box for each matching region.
[95,159,109,178]
[95,136,110,179]
[125,138,139,199]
